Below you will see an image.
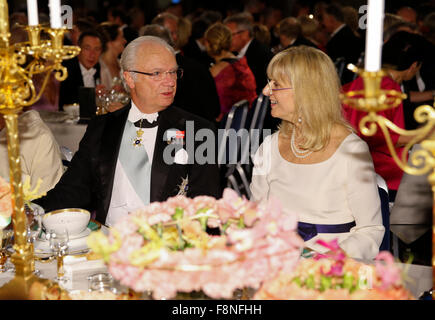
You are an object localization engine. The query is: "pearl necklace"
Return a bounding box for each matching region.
[290,129,313,158]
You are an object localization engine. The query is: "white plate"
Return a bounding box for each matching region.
[38,228,91,241]
[34,230,90,255]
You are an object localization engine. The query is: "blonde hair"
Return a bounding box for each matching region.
[204,22,232,56]
[267,46,349,151]
[177,17,192,49]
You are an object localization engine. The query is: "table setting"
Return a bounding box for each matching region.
[1,188,431,300]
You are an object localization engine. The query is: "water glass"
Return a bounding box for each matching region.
[88,273,116,293]
[48,229,69,282]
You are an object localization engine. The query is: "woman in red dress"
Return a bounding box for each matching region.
[204,23,257,121]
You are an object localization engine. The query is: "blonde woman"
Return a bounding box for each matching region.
[250,46,384,260]
[204,23,257,120]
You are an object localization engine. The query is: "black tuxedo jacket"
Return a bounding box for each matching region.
[174,53,220,123]
[326,25,363,84]
[244,38,274,95]
[35,104,221,224]
[182,39,214,70]
[58,57,101,111]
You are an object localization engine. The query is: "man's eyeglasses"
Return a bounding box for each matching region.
[267,79,292,95]
[128,68,184,81]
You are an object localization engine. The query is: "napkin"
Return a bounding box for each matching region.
[62,255,107,291]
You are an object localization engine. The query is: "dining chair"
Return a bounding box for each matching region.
[217,100,249,167]
[376,174,390,252]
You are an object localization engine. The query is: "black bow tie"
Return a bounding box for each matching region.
[134,118,159,128]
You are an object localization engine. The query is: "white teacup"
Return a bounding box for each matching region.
[43,208,90,237]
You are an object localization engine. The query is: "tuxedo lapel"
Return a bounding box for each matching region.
[99,104,130,215]
[150,106,186,202]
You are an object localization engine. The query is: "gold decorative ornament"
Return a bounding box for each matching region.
[341,64,435,299]
[0,0,80,299]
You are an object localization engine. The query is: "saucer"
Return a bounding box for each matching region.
[39,228,91,241]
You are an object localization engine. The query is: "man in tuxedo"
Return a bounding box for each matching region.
[321,3,363,84]
[35,36,221,226]
[58,30,103,111]
[150,15,221,123]
[224,13,274,96]
[276,17,319,51]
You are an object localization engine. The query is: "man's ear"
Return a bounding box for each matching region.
[123,71,135,90]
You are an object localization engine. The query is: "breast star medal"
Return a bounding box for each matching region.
[177,175,189,196]
[133,128,144,147]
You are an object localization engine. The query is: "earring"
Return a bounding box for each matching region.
[298,117,302,124]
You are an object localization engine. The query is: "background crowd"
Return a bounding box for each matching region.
[2,0,435,264]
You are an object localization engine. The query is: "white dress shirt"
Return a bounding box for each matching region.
[105,102,159,227]
[79,62,97,88]
[236,39,253,59]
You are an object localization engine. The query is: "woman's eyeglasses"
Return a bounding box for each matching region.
[267,79,292,95]
[128,68,184,81]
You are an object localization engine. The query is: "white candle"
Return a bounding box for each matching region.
[26,0,39,26]
[49,0,62,28]
[364,0,384,72]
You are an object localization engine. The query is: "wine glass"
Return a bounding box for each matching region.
[48,229,69,282]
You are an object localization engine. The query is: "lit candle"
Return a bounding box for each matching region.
[0,0,9,35]
[26,0,39,26]
[49,0,62,28]
[364,0,384,72]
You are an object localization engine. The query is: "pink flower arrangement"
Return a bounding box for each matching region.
[254,239,414,300]
[0,176,12,220]
[88,188,304,299]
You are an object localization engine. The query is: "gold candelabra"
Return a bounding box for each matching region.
[341,64,435,299]
[0,0,79,299]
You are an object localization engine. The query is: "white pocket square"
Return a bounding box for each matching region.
[174,148,189,164]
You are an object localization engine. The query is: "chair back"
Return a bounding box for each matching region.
[334,57,346,82]
[246,94,270,132]
[376,174,390,251]
[217,100,249,166]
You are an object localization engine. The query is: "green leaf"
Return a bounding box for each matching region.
[342,273,354,290]
[238,217,245,228]
[306,275,315,289]
[199,216,208,231]
[292,277,302,287]
[172,207,184,220]
[320,276,332,292]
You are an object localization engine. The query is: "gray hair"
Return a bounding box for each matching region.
[223,13,254,36]
[120,35,176,92]
[139,24,175,48]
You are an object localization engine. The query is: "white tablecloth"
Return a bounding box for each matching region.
[46,122,87,155]
[0,258,432,299]
[38,110,87,154]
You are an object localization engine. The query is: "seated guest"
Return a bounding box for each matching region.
[250,46,384,260]
[58,30,103,111]
[204,23,257,120]
[298,15,325,51]
[182,17,215,69]
[342,31,425,202]
[145,19,221,123]
[276,17,319,52]
[320,3,363,84]
[34,36,221,226]
[97,22,127,89]
[224,13,274,96]
[0,109,64,195]
[107,8,138,44]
